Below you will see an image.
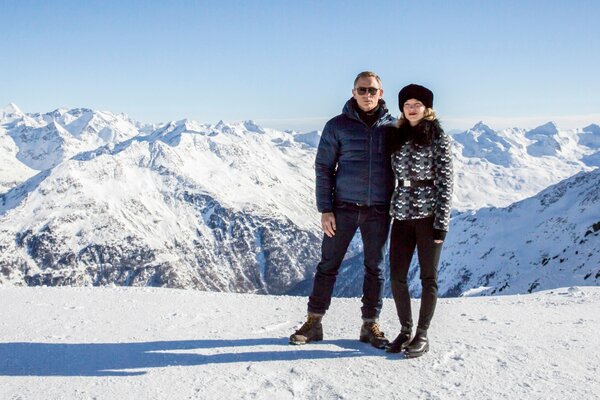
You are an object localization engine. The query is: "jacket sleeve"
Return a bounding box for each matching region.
[315,121,339,212]
[433,130,454,232]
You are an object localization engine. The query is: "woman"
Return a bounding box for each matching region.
[385,84,453,358]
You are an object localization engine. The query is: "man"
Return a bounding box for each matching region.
[290,71,395,348]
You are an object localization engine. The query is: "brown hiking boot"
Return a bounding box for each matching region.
[289,313,323,345]
[359,320,389,349]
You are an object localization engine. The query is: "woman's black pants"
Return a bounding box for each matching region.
[389,216,443,331]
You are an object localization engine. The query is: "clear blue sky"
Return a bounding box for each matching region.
[1,0,599,132]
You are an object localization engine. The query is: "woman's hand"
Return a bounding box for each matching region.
[432,229,446,243]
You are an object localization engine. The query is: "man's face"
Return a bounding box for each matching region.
[352,76,383,112]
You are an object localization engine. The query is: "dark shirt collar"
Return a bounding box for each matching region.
[354,99,381,127]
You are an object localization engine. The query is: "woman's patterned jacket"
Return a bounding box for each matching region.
[389,119,454,238]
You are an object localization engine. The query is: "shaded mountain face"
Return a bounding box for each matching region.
[452,122,514,167]
[578,124,600,149]
[432,168,600,297]
[525,122,561,156]
[0,105,599,297]
[579,124,600,167]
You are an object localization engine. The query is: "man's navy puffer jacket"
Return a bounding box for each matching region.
[315,98,396,212]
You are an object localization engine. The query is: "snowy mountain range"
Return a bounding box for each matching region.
[0,104,598,297]
[450,121,600,209]
[0,103,153,192]
[0,108,322,295]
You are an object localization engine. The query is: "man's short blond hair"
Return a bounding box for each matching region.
[354,71,382,88]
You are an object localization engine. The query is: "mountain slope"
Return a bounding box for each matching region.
[0,104,37,192]
[0,120,321,294]
[0,104,149,190]
[433,168,600,297]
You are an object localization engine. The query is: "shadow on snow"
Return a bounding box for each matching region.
[0,338,397,377]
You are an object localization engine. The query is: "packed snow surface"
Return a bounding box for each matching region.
[1,286,599,399]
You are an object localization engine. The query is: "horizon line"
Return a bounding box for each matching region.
[2,102,599,133]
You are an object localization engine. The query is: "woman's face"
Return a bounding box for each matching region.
[402,99,426,126]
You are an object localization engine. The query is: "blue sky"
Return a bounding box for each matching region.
[1,0,599,132]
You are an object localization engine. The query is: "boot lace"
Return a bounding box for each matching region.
[296,315,319,335]
[368,322,385,338]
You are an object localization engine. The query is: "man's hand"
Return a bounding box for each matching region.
[321,212,336,238]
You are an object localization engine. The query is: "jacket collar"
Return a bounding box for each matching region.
[342,98,391,126]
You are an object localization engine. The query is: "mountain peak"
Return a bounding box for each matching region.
[45,108,69,118]
[454,122,513,167]
[1,102,24,118]
[579,123,600,151]
[472,121,492,130]
[173,118,193,129]
[525,122,561,156]
[176,119,207,134]
[243,120,265,134]
[468,121,496,136]
[293,130,321,147]
[583,123,600,134]
[69,108,94,116]
[527,121,559,137]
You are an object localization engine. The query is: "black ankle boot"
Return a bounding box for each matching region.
[405,329,429,358]
[385,328,412,353]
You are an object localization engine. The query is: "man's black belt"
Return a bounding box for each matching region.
[335,201,376,209]
[397,179,434,188]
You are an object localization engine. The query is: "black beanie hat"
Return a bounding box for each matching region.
[398,84,434,110]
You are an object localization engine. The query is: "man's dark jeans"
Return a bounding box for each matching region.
[308,202,391,319]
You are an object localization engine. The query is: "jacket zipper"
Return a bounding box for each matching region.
[356,112,388,207]
[367,127,373,206]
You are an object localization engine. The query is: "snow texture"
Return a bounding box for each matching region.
[1,286,599,399]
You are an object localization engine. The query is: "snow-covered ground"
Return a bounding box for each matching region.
[1,286,599,399]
